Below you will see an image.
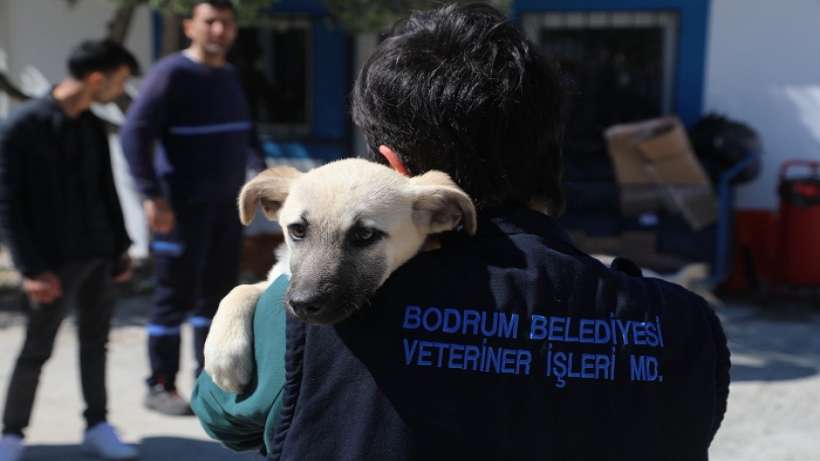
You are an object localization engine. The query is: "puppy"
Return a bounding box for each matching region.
[204,158,476,392]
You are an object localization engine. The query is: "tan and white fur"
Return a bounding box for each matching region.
[204,158,476,393]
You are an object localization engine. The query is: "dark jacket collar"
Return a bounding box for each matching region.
[474,206,575,247]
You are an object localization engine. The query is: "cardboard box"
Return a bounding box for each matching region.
[605,116,718,230]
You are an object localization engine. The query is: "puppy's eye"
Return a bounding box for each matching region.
[288,223,307,241]
[351,227,382,246]
[355,227,374,241]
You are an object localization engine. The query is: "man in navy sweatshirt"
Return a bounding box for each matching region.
[121,0,262,416]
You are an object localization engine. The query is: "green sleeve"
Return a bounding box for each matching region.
[191,275,289,454]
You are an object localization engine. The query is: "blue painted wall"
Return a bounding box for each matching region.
[307,19,351,154]
[258,14,352,162]
[266,0,352,160]
[513,0,710,126]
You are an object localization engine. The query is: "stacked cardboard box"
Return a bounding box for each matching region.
[605,116,718,231]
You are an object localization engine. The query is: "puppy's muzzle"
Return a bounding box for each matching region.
[287,293,323,317]
[286,291,351,324]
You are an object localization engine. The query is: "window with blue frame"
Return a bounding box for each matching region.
[522,11,679,166]
[228,18,312,138]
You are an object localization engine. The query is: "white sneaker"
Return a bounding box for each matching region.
[0,434,24,461]
[82,423,138,460]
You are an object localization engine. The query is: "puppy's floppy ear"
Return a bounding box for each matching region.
[409,170,477,235]
[238,166,302,225]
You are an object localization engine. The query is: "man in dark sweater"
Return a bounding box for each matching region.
[120,0,262,415]
[0,40,139,461]
[192,4,730,461]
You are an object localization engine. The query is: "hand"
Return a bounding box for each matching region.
[112,256,133,284]
[144,197,175,234]
[23,271,63,304]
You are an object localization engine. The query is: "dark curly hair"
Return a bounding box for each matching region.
[353,3,566,214]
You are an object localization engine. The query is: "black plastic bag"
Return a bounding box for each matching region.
[688,113,761,185]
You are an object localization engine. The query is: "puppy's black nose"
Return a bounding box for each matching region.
[288,296,322,316]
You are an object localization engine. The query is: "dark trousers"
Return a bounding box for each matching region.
[147,201,241,389]
[2,259,114,437]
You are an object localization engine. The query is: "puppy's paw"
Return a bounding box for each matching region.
[204,336,253,393]
[203,285,262,393]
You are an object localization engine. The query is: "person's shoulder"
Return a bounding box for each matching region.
[645,275,711,309]
[638,275,720,338]
[580,253,710,308]
[10,96,53,120]
[0,97,52,139]
[142,53,190,80]
[153,53,188,70]
[133,54,189,98]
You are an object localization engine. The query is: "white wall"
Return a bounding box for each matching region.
[704,0,820,210]
[0,0,152,95]
[0,1,8,52]
[0,1,9,118]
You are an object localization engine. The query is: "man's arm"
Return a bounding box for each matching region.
[97,120,133,259]
[670,289,730,444]
[706,303,730,442]
[120,65,177,233]
[0,118,48,277]
[120,64,170,199]
[192,275,289,454]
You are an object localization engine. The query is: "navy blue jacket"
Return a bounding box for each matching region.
[269,207,730,461]
[120,53,260,205]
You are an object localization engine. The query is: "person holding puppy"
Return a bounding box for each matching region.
[192,4,730,461]
[120,0,263,416]
[0,40,139,461]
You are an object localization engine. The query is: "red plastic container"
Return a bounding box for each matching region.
[777,159,820,286]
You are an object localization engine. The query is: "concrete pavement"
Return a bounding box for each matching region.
[0,288,819,460]
[0,292,260,461]
[711,300,820,461]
